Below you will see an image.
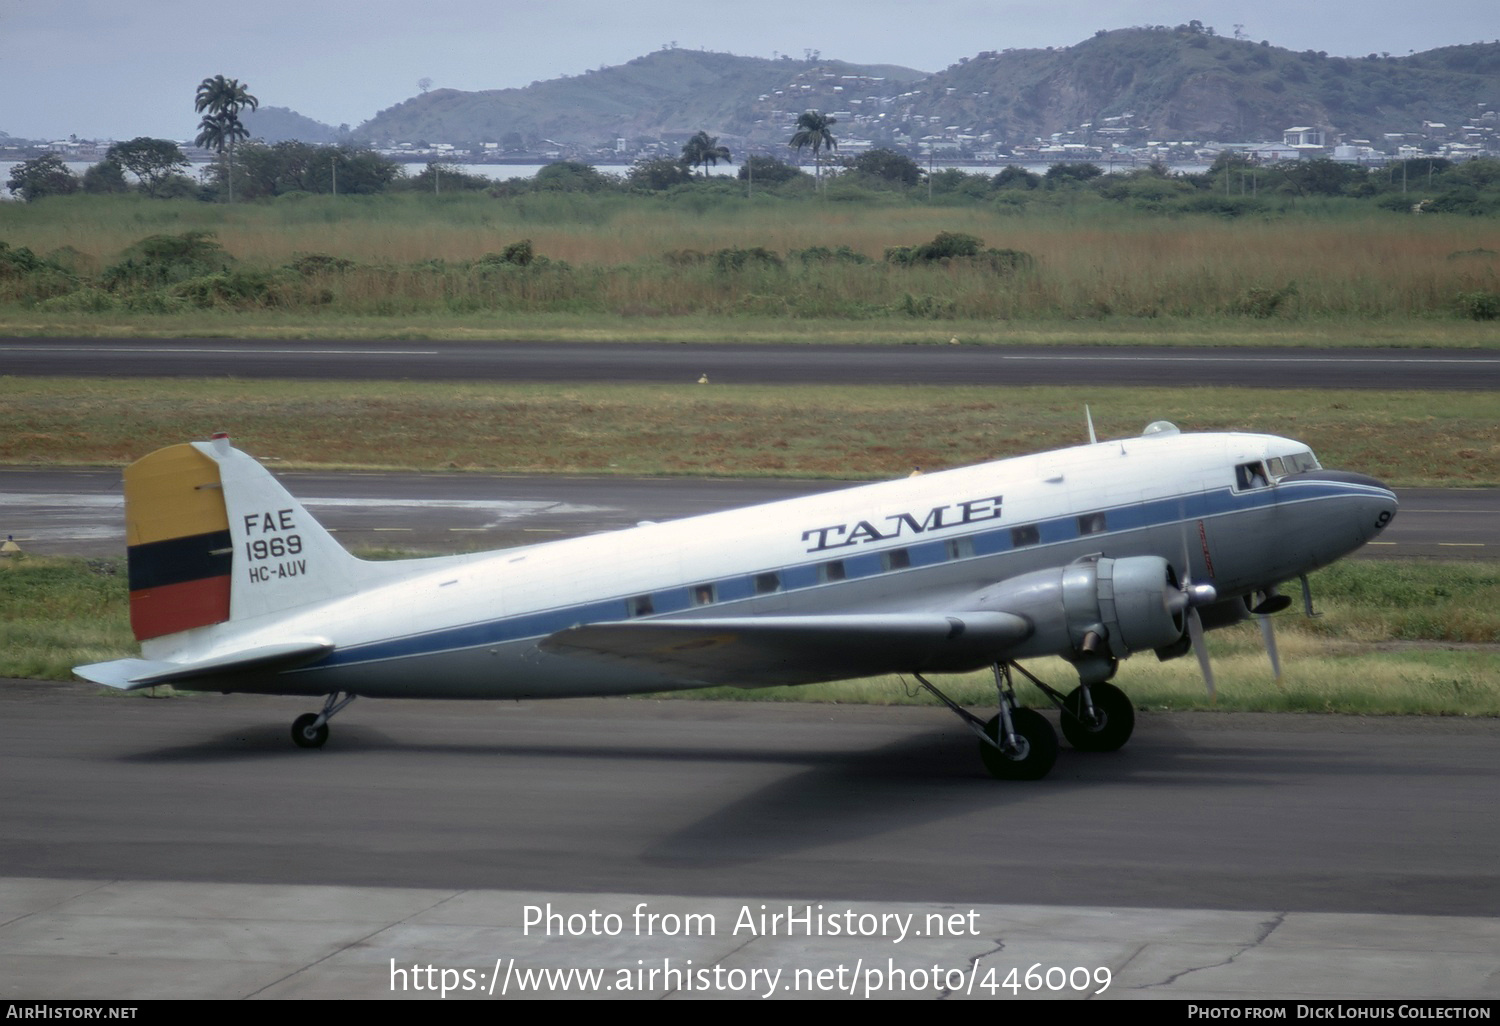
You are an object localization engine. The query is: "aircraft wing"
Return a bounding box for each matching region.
[540,612,1031,686]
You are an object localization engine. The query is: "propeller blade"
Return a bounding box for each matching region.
[1257,613,1282,683]
[1187,606,1215,699]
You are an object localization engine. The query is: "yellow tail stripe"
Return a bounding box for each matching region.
[123,444,229,547]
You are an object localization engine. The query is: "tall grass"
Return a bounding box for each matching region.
[3,193,1497,328]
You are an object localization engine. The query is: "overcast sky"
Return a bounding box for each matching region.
[2,0,1495,141]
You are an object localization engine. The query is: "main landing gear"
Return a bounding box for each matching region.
[290,692,357,749]
[913,663,1138,780]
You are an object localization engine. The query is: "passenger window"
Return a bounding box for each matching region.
[945,537,973,560]
[754,572,781,595]
[1078,512,1107,535]
[882,548,911,571]
[631,595,654,617]
[818,560,846,583]
[1011,525,1040,547]
[692,584,715,605]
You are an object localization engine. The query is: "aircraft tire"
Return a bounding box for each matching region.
[291,713,329,749]
[979,708,1057,781]
[1060,682,1136,752]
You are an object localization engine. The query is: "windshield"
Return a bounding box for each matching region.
[1266,450,1321,478]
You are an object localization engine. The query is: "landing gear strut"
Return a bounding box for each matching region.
[914,660,1141,779]
[291,692,356,749]
[914,664,1058,780]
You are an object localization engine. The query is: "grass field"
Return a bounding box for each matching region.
[5,378,1498,485]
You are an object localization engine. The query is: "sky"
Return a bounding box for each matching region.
[2,0,1496,141]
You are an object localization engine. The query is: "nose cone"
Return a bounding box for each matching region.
[1290,469,1398,551]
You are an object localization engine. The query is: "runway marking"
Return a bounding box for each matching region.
[1438,542,1485,547]
[0,345,439,356]
[999,354,1500,365]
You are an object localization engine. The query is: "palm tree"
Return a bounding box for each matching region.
[194,75,258,202]
[680,131,731,178]
[789,110,837,189]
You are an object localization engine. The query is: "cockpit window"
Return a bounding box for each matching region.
[1286,451,1320,474]
[1235,462,1269,490]
[1268,451,1321,479]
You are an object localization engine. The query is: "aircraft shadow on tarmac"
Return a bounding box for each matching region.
[105,714,1358,869]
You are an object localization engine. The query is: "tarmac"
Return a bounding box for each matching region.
[4,877,1497,1000]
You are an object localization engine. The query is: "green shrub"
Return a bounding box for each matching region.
[1456,291,1500,320]
[101,231,231,289]
[1234,282,1298,318]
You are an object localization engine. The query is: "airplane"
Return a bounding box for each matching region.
[74,422,1397,780]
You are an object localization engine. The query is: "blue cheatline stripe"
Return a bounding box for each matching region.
[307,480,1377,672]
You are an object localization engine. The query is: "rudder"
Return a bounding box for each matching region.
[125,434,372,642]
[124,443,233,641]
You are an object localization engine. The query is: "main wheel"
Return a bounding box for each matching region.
[1060,681,1135,752]
[291,713,329,749]
[979,708,1058,781]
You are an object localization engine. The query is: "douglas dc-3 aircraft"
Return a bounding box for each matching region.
[75,423,1396,780]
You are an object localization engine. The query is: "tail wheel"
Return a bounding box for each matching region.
[979,708,1058,781]
[1060,681,1136,752]
[291,713,329,749]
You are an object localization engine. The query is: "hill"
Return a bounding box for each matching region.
[353,48,925,150]
[241,106,342,145]
[910,27,1500,144]
[349,28,1498,153]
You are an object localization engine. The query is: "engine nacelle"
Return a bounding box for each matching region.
[961,555,1187,680]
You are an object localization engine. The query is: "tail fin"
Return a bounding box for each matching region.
[125,434,371,641]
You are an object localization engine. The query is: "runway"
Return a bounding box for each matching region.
[4,339,1500,389]
[2,682,1497,999]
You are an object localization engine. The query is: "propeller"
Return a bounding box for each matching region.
[1171,514,1219,698]
[1249,588,1288,683]
[1257,613,1282,683]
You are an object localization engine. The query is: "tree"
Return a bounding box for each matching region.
[194,75,259,202]
[736,155,806,185]
[82,159,129,195]
[404,162,492,194]
[789,110,837,189]
[1044,162,1104,187]
[208,141,400,197]
[626,156,693,191]
[5,154,79,201]
[680,131,731,178]
[846,147,922,187]
[105,137,189,198]
[533,161,616,192]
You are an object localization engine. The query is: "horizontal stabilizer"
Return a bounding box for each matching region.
[541,612,1031,686]
[75,640,333,690]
